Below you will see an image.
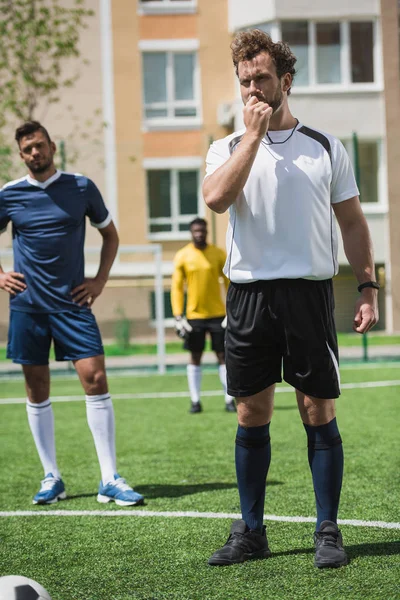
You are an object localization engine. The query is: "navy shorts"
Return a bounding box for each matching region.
[225,279,340,399]
[184,317,226,353]
[7,310,104,365]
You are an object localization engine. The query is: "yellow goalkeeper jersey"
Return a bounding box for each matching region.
[171,243,229,319]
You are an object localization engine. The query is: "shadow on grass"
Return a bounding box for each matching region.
[271,541,400,559]
[63,493,97,501]
[137,481,283,499]
[347,541,400,558]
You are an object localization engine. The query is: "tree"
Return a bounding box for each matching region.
[0,0,95,182]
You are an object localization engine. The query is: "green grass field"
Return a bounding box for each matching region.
[0,332,399,361]
[0,365,399,599]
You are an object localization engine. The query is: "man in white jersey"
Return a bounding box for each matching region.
[0,121,144,506]
[203,30,378,569]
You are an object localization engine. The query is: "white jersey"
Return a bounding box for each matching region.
[205,123,359,283]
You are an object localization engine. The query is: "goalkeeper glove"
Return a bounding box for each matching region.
[174,316,193,340]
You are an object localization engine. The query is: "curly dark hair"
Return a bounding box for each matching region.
[231,29,297,94]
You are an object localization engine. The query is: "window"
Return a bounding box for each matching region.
[316,22,341,84]
[350,22,374,83]
[256,23,275,37]
[281,21,309,86]
[279,20,376,89]
[138,0,196,16]
[146,162,201,239]
[342,139,380,204]
[142,50,200,127]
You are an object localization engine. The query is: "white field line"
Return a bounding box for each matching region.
[0,509,398,529]
[0,380,399,405]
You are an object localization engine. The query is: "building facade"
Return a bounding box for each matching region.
[103,0,399,333]
[1,0,398,341]
[93,0,235,338]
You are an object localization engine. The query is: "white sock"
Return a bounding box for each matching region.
[218,364,234,404]
[187,364,202,404]
[26,399,60,479]
[85,393,116,485]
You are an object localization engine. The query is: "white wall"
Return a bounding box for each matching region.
[228,0,276,32]
[275,0,379,20]
[228,0,380,31]
[289,93,385,139]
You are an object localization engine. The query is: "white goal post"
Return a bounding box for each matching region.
[85,244,166,374]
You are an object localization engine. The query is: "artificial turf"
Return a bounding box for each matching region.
[0,366,399,599]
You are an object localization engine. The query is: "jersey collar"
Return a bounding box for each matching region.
[26,170,62,189]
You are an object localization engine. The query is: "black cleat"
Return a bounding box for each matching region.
[225,400,237,412]
[208,519,271,566]
[314,520,349,568]
[189,402,202,413]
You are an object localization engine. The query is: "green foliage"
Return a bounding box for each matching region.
[0,0,94,120]
[114,305,132,350]
[0,138,13,182]
[0,0,95,183]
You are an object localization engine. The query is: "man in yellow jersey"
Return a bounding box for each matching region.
[171,218,236,413]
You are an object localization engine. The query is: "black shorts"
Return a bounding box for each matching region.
[225,279,340,399]
[184,317,225,353]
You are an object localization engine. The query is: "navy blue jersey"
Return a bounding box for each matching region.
[0,171,111,313]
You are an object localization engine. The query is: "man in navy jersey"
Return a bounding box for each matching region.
[203,30,379,568]
[0,121,144,506]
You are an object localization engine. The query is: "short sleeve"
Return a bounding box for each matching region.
[0,190,10,234]
[330,139,360,204]
[205,139,230,178]
[85,179,112,228]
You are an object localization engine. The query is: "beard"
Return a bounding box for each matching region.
[26,156,53,174]
[268,86,283,113]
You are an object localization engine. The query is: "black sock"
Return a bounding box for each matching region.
[235,423,271,532]
[304,417,344,531]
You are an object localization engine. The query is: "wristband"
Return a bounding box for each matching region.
[357,281,380,293]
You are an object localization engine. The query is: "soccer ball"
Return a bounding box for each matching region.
[0,575,52,600]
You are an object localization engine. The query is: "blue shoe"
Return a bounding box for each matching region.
[97,474,144,506]
[33,473,66,505]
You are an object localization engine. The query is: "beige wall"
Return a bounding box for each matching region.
[198,0,234,248]
[111,0,233,252]
[139,14,198,39]
[143,131,203,158]
[111,0,147,247]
